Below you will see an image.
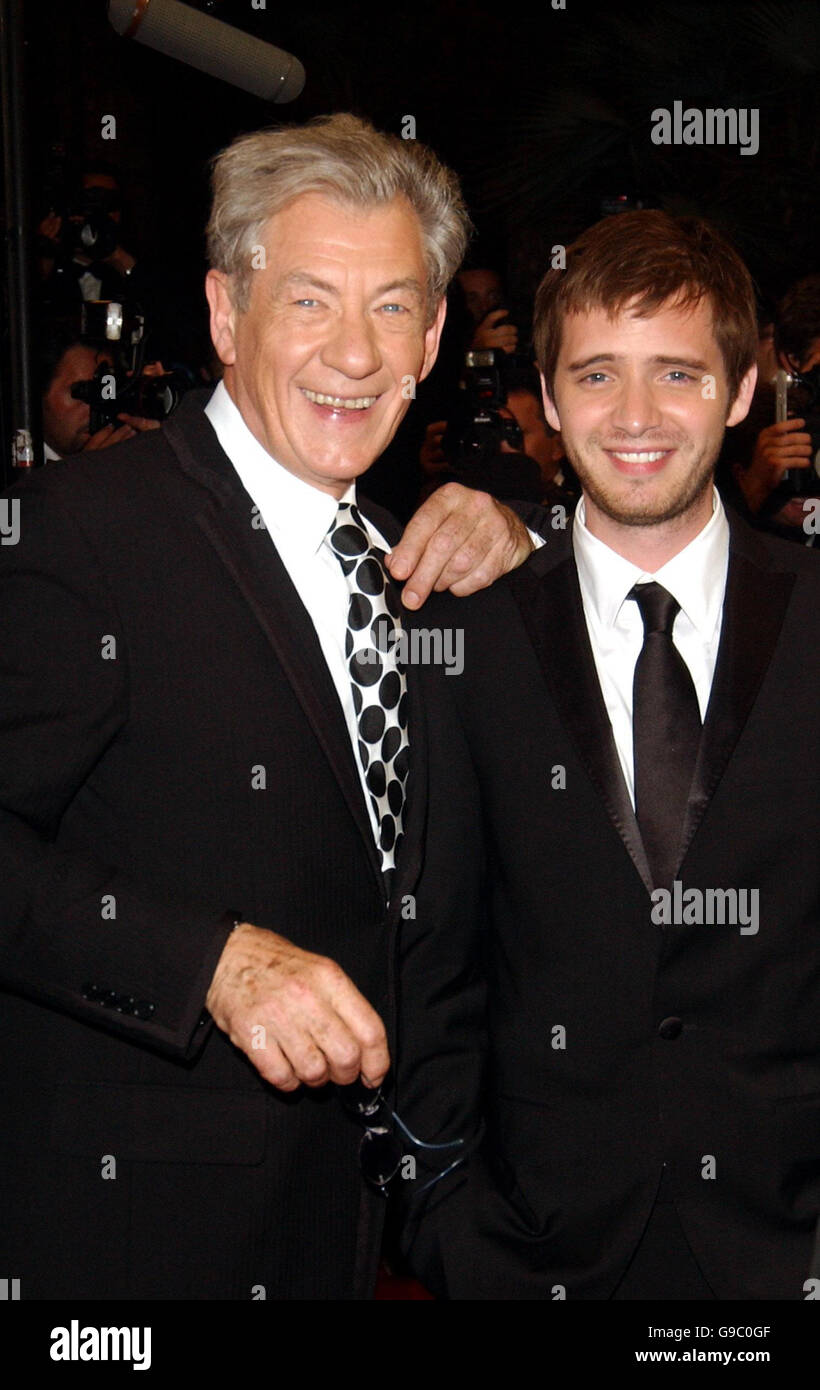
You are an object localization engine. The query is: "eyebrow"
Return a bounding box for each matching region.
[279,271,425,302]
[280,271,338,295]
[566,353,710,373]
[376,277,425,302]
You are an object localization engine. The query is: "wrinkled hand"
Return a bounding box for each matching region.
[205,922,390,1092]
[386,481,533,608]
[738,417,812,512]
[471,308,518,355]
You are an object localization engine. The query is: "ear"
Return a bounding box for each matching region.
[726,363,758,428]
[205,270,238,368]
[417,296,448,384]
[540,369,561,432]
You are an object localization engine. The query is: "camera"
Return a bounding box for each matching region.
[444,350,524,472]
[773,364,820,498]
[71,365,189,431]
[69,301,189,432]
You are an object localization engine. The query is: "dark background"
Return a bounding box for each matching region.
[26,0,820,298]
[3,0,819,485]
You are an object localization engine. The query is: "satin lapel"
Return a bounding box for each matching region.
[390,613,428,911]
[678,518,796,872]
[509,547,654,895]
[165,403,384,894]
[196,495,384,891]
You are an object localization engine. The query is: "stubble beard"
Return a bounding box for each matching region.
[565,435,719,529]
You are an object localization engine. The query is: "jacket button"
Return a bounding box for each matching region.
[658,1016,683,1040]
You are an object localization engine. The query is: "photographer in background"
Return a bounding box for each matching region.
[37,164,205,371]
[721,276,820,537]
[366,266,530,522]
[40,316,164,461]
[38,167,139,309]
[458,263,519,357]
[420,360,578,508]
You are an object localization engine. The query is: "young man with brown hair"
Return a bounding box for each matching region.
[400,210,820,1300]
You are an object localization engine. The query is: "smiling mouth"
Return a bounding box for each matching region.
[603,446,677,476]
[608,449,671,463]
[301,388,378,411]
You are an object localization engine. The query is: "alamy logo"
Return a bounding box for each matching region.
[650,880,759,935]
[365,621,464,676]
[50,1321,151,1371]
[651,102,759,157]
[0,498,20,546]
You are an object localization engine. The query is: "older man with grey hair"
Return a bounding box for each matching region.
[0,114,535,1300]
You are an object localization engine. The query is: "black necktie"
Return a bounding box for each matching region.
[326,502,409,873]
[630,582,702,887]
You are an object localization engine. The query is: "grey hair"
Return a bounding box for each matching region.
[206,113,472,319]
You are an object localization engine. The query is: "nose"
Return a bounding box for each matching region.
[320,306,381,382]
[609,373,663,436]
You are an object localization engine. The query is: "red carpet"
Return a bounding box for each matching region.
[374,1263,434,1299]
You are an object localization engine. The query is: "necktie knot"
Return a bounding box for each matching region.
[327,501,370,562]
[326,502,391,600]
[630,581,680,636]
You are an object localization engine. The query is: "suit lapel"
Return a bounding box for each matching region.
[678,514,796,870]
[389,613,428,910]
[509,540,654,895]
[165,400,385,895]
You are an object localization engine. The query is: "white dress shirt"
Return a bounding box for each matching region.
[572,489,729,806]
[205,380,393,844]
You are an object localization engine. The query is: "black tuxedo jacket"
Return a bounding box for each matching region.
[0,392,434,1300]
[399,511,820,1300]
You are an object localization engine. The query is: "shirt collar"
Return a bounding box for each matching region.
[205,379,358,556]
[573,486,729,636]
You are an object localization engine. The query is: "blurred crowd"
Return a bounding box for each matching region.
[35,164,819,546]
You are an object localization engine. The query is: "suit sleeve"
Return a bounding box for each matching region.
[0,477,233,1059]
[508,499,550,537]
[394,629,488,1293]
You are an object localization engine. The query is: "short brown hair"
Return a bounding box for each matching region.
[533,210,757,404]
[207,113,471,320]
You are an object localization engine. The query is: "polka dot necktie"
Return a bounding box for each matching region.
[326,501,409,873]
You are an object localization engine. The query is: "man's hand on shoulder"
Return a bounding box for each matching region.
[205,922,390,1092]
[386,482,534,609]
